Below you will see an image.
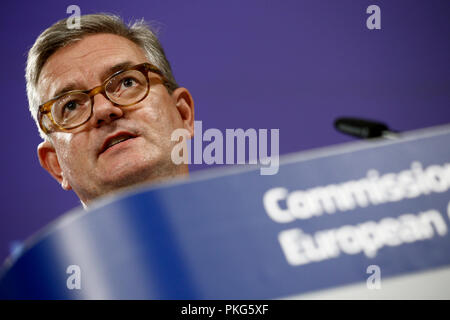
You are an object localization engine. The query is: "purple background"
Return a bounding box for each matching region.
[0,0,449,263]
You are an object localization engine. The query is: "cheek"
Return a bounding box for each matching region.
[53,135,92,175]
[136,94,181,132]
[60,148,87,176]
[53,134,76,164]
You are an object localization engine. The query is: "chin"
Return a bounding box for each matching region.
[99,157,184,192]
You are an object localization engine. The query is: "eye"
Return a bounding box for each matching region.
[63,100,78,112]
[59,98,83,120]
[52,92,90,127]
[105,70,147,100]
[120,77,137,89]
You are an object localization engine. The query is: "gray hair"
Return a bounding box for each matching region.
[26,13,179,139]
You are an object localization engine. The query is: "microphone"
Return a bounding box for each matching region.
[334,117,399,140]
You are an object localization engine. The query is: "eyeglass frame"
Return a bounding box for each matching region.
[37,62,174,134]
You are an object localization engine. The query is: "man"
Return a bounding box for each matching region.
[26,14,195,207]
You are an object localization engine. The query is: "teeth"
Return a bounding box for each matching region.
[106,135,131,150]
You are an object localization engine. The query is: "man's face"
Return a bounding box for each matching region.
[37,33,194,204]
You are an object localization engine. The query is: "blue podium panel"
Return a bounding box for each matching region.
[1,125,450,299]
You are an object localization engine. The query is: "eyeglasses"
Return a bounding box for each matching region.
[38,62,171,133]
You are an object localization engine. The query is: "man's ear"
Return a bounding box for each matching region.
[172,87,194,137]
[37,140,72,190]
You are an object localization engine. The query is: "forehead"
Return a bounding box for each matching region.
[38,33,148,99]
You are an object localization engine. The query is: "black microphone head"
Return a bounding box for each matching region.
[334,117,389,139]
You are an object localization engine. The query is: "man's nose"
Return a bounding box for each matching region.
[91,93,124,127]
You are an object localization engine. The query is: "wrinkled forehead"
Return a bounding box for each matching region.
[37,33,148,103]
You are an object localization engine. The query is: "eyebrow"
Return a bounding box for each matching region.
[51,61,135,99]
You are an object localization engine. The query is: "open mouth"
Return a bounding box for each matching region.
[99,132,137,155]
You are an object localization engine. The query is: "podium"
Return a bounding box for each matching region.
[1,124,450,299]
